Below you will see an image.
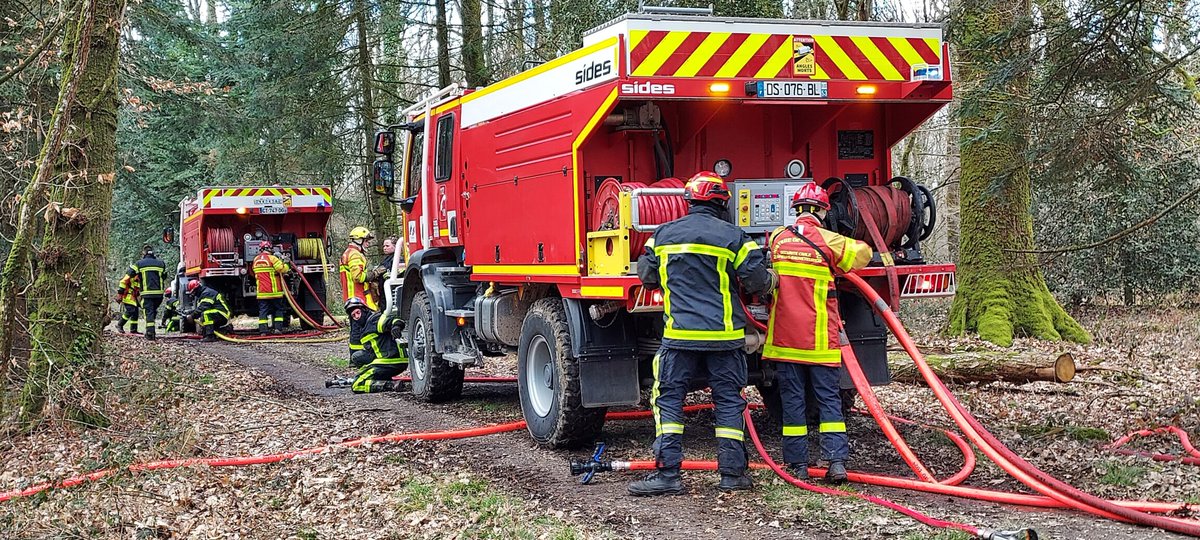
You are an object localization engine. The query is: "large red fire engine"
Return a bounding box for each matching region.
[371,12,955,447]
[173,186,335,328]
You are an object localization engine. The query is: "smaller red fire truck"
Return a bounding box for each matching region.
[171,186,335,328]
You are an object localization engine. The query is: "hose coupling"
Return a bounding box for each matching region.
[978,528,1039,540]
[569,442,610,484]
[325,377,354,388]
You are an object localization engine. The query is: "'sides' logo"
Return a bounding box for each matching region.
[574,60,612,85]
[621,82,676,95]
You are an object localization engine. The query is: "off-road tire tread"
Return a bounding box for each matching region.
[523,298,606,449]
[410,291,463,402]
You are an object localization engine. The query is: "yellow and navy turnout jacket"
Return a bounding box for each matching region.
[637,204,773,351]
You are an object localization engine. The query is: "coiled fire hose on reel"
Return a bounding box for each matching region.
[592,177,688,258]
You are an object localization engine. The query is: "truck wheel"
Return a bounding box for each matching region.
[408,291,463,402]
[517,298,606,449]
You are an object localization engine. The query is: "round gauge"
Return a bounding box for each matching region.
[713,159,733,178]
[243,233,253,242]
[786,159,806,179]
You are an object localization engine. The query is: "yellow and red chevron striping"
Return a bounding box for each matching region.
[629,30,940,81]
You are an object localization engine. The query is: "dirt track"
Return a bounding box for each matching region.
[214,336,1192,540]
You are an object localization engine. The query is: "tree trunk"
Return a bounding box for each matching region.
[890,351,1076,385]
[354,0,397,251]
[0,0,94,379]
[948,0,1089,347]
[461,0,486,87]
[434,0,451,87]
[532,0,547,60]
[507,0,526,71]
[15,0,127,429]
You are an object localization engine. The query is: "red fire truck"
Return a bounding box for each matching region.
[173,186,335,328]
[371,12,955,448]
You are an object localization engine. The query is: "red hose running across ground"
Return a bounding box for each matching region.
[740,408,987,538]
[1105,427,1200,466]
[843,272,1200,536]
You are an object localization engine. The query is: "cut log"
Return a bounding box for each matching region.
[889,351,1076,385]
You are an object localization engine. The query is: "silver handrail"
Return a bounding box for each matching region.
[629,187,686,232]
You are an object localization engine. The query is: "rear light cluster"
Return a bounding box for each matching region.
[629,286,665,313]
[900,271,956,298]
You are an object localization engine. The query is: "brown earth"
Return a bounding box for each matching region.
[2,306,1198,539]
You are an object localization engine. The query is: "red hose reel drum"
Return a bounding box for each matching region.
[591,177,688,259]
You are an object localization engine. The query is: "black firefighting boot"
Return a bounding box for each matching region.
[145,328,156,341]
[258,323,270,336]
[628,469,685,497]
[718,471,753,492]
[826,461,848,484]
[787,463,810,480]
[201,328,217,343]
[272,319,284,335]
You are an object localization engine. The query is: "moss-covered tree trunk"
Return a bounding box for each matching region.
[949,0,1089,347]
[461,0,487,88]
[434,0,450,88]
[16,0,128,429]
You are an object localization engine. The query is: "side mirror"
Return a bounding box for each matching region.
[162,227,175,244]
[372,159,395,197]
[399,196,417,214]
[374,131,396,155]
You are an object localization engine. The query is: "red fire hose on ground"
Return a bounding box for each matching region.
[840,272,1200,536]
[1105,426,1200,466]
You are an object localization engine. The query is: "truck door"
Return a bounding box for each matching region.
[400,129,425,255]
[431,112,461,247]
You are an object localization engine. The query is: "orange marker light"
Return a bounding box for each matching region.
[709,82,731,94]
[457,317,466,326]
[236,207,248,215]
[856,85,878,96]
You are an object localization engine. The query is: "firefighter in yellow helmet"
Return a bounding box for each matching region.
[342,226,377,358]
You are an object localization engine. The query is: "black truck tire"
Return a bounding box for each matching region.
[407,291,463,402]
[517,298,606,448]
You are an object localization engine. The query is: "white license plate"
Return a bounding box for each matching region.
[260,206,287,214]
[756,80,828,99]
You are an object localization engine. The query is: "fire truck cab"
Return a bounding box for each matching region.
[372,12,955,448]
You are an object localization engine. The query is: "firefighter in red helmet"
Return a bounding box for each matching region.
[252,240,290,334]
[764,182,871,483]
[629,171,775,496]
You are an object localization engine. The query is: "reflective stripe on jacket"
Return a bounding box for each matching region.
[252,252,289,299]
[339,244,377,309]
[360,311,407,363]
[637,204,772,351]
[763,215,871,365]
[196,287,231,319]
[128,256,167,297]
[118,274,141,306]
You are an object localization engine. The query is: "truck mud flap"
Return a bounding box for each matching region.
[419,261,475,354]
[561,298,640,408]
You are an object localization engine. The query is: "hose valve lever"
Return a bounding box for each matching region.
[569,442,610,484]
[979,528,1038,540]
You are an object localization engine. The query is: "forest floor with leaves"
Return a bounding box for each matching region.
[1,304,1198,539]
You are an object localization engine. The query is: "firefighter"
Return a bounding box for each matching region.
[371,235,398,304]
[127,249,168,340]
[188,280,231,342]
[114,273,141,334]
[764,183,872,483]
[341,227,377,309]
[346,297,371,368]
[628,171,775,496]
[344,298,407,393]
[252,240,290,335]
[160,288,181,333]
[342,227,377,359]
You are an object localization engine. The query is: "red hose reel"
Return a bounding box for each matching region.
[591,177,688,259]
